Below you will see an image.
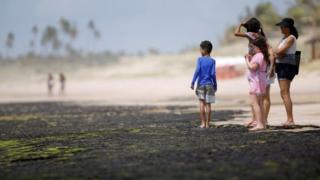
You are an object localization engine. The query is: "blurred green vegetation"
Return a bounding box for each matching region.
[222,0,320,44]
[288,0,320,27]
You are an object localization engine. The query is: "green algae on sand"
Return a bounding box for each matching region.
[0,139,85,164]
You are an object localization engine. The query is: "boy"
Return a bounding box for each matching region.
[191,40,217,129]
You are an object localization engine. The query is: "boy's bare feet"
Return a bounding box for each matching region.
[199,124,205,128]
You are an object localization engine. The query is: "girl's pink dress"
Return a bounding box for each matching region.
[247,52,267,95]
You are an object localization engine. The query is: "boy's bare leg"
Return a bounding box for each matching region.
[199,100,206,128]
[205,103,211,128]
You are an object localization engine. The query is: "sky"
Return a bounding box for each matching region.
[0,0,291,56]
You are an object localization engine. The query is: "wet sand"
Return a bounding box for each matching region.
[0,102,319,179]
[0,56,319,179]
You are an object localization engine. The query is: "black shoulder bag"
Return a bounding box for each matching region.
[295,51,301,75]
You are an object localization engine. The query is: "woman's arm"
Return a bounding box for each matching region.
[234,23,247,37]
[274,36,295,57]
[268,46,276,77]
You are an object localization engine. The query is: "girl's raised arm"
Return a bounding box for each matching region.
[234,23,247,38]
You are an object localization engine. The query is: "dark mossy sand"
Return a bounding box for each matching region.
[0,102,319,179]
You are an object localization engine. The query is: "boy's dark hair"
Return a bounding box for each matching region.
[200,40,213,54]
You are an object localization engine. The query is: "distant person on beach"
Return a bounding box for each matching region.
[59,73,66,95]
[47,73,54,96]
[234,17,275,128]
[274,18,299,126]
[244,37,269,131]
[191,40,217,129]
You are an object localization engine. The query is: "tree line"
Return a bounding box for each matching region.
[3,17,101,58]
[222,0,320,44]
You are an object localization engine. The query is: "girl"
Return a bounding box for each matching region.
[245,37,269,131]
[274,18,299,126]
[234,18,275,128]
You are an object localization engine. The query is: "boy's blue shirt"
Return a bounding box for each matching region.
[191,56,217,91]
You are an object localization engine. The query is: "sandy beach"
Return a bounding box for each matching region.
[0,51,320,180]
[1,55,319,126]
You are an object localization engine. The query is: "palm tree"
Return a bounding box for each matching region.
[87,20,101,54]
[94,29,101,39]
[5,32,14,58]
[88,20,95,32]
[288,0,320,27]
[67,26,78,55]
[29,25,39,54]
[59,17,78,55]
[59,18,71,35]
[41,26,61,55]
[88,20,101,40]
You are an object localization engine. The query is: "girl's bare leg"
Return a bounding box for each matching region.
[245,105,256,127]
[263,85,271,126]
[259,94,266,127]
[249,94,265,131]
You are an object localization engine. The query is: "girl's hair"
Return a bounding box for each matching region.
[252,36,270,65]
[243,17,266,37]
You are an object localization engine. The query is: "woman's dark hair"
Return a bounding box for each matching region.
[289,26,299,39]
[252,36,270,65]
[200,40,213,54]
[243,17,266,37]
[276,17,299,39]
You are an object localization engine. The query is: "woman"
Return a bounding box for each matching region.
[274,18,299,126]
[234,18,275,127]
